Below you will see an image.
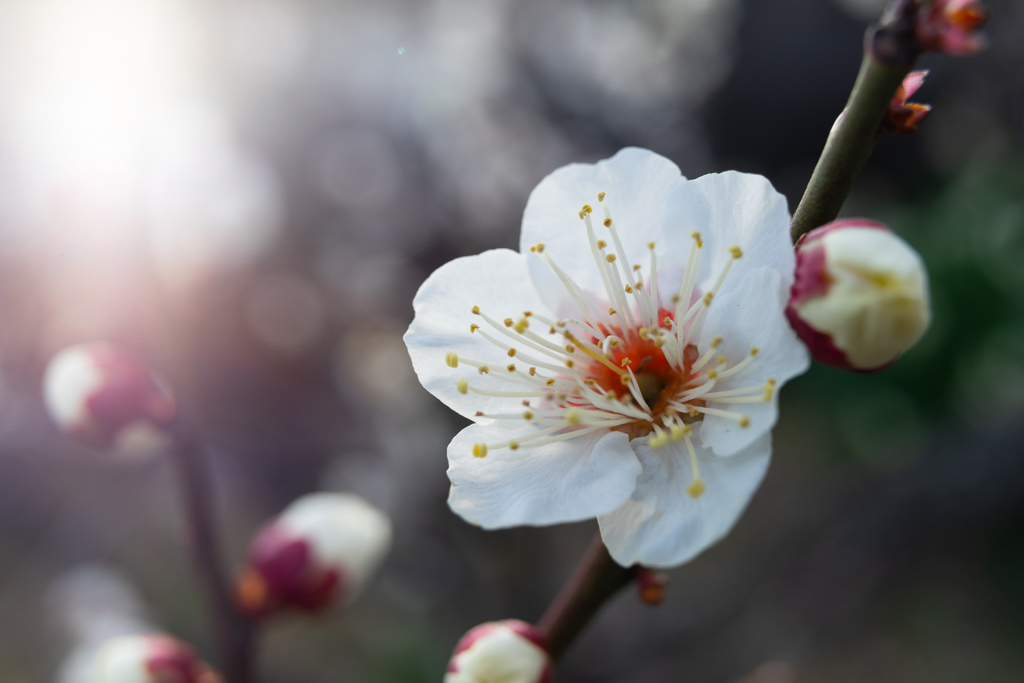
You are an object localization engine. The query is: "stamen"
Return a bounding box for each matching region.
[446,352,459,368]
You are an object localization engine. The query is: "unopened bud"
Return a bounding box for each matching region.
[445,620,553,683]
[635,568,669,606]
[916,0,988,55]
[43,343,176,450]
[237,493,392,617]
[786,219,931,372]
[93,634,221,683]
[883,70,932,135]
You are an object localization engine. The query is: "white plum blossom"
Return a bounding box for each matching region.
[405,148,809,568]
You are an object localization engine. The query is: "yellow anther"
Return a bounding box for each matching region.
[579,210,587,220]
[523,410,534,420]
[655,339,666,348]
[509,441,520,451]
[565,359,575,369]
[691,231,703,248]
[768,378,777,386]
[706,369,718,379]
[507,348,517,357]
[763,384,774,401]
[514,317,529,333]
[688,406,700,418]
[546,378,556,386]
[717,355,726,365]
[621,358,632,367]
[566,409,581,425]
[596,240,607,249]
[603,218,612,227]
[472,443,488,458]
[671,294,680,303]
[711,336,723,348]
[472,305,480,315]
[478,366,490,374]
[663,317,672,327]
[605,254,617,263]
[475,411,484,416]
[565,344,576,353]
[625,285,634,294]
[503,318,513,327]
[529,367,537,376]
[556,321,566,328]
[549,326,556,334]
[687,480,706,498]
[739,416,751,428]
[608,339,619,347]
[445,352,459,368]
[597,191,606,201]
[647,241,655,249]
[457,379,469,394]
[750,347,759,356]
[703,292,714,305]
[507,364,516,372]
[524,311,533,317]
[633,264,641,271]
[608,307,617,315]
[620,375,632,385]
[670,424,686,441]
[729,246,743,259]
[635,282,644,290]
[582,204,593,214]
[648,431,669,449]
[522,400,531,406]
[470,324,480,333]
[535,243,545,252]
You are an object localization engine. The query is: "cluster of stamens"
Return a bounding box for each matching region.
[447,193,775,497]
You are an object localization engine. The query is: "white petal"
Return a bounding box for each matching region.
[667,171,794,300]
[520,148,689,313]
[405,249,556,421]
[447,423,640,529]
[597,432,771,568]
[697,268,809,456]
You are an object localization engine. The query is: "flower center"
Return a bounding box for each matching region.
[446,193,776,498]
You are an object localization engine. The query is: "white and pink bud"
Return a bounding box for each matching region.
[92,634,221,683]
[445,620,554,683]
[43,343,176,450]
[786,219,931,372]
[236,493,392,617]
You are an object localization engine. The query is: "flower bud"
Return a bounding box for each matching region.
[883,70,931,135]
[43,343,176,450]
[786,220,931,372]
[916,0,987,56]
[93,634,221,683]
[445,620,554,683]
[236,493,392,617]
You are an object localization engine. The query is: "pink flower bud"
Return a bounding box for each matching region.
[43,343,176,450]
[916,0,988,56]
[786,220,931,372]
[237,493,392,617]
[93,634,221,683]
[446,620,554,683]
[883,70,932,135]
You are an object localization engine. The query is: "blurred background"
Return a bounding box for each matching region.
[0,0,1021,680]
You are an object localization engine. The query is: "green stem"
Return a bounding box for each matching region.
[790,0,919,242]
[537,534,637,662]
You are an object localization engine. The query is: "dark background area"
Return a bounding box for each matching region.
[0,0,1021,681]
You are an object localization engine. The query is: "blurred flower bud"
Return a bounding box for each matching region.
[635,568,669,606]
[883,70,931,135]
[236,493,392,617]
[93,634,221,683]
[445,620,553,683]
[916,0,987,55]
[43,343,176,450]
[786,219,931,372]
